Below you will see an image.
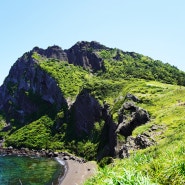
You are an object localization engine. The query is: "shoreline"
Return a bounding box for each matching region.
[55,157,68,184]
[0,147,97,185]
[59,159,97,185]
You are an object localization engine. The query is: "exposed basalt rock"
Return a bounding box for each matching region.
[118,124,165,158]
[32,45,68,61]
[0,53,67,124]
[125,93,139,102]
[116,102,150,138]
[65,41,107,72]
[70,89,102,137]
[114,97,152,158]
[118,134,155,158]
[97,101,117,161]
[32,41,108,72]
[69,93,117,161]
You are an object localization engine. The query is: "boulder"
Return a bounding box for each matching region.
[116,104,150,138]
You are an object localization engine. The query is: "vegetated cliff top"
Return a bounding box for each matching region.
[0,41,185,185]
[8,40,184,87]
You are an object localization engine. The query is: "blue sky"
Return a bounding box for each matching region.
[1,0,185,85]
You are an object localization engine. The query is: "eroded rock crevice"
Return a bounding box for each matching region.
[114,94,154,158]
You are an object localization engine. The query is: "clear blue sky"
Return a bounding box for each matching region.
[1,0,185,85]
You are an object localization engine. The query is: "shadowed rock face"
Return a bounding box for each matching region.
[0,53,67,124]
[32,45,68,61]
[32,41,108,72]
[116,101,150,138]
[97,102,117,161]
[65,41,107,72]
[0,41,107,124]
[70,89,102,137]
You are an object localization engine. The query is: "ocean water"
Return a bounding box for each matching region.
[0,155,65,185]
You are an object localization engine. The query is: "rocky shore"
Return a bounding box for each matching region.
[0,146,97,185]
[0,146,86,162]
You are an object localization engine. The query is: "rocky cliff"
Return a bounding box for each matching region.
[0,41,152,161]
[32,41,107,71]
[0,41,107,124]
[0,52,67,125]
[66,41,107,72]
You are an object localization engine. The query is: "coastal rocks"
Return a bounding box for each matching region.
[58,152,86,163]
[0,147,86,163]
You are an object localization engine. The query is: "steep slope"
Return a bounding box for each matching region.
[85,81,185,185]
[0,52,67,125]
[0,41,185,184]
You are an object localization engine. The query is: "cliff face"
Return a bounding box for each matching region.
[0,52,67,124]
[0,41,107,124]
[0,41,153,161]
[32,45,68,61]
[32,41,107,72]
[66,41,107,72]
[70,89,102,137]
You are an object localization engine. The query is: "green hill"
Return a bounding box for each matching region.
[0,41,185,184]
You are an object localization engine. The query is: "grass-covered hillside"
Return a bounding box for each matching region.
[0,42,185,184]
[98,49,185,86]
[85,81,185,185]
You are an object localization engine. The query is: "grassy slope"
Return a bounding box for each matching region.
[33,52,90,99]
[3,52,185,184]
[85,81,185,185]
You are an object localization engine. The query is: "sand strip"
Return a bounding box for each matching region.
[60,160,97,185]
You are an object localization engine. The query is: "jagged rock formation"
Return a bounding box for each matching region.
[0,41,108,124]
[66,41,107,72]
[118,124,165,158]
[32,45,68,61]
[116,101,150,138]
[0,41,155,161]
[33,41,108,72]
[97,101,117,161]
[69,89,102,137]
[114,95,150,158]
[0,53,67,124]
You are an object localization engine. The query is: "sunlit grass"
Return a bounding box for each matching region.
[86,80,185,185]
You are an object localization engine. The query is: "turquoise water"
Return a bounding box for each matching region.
[0,155,64,185]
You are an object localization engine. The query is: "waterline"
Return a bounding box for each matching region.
[0,155,65,185]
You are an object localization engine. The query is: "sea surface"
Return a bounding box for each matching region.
[0,155,65,185]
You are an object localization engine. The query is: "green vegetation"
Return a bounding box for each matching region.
[0,115,6,131]
[85,81,185,185]
[33,52,90,98]
[1,47,185,184]
[98,49,185,86]
[6,116,56,149]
